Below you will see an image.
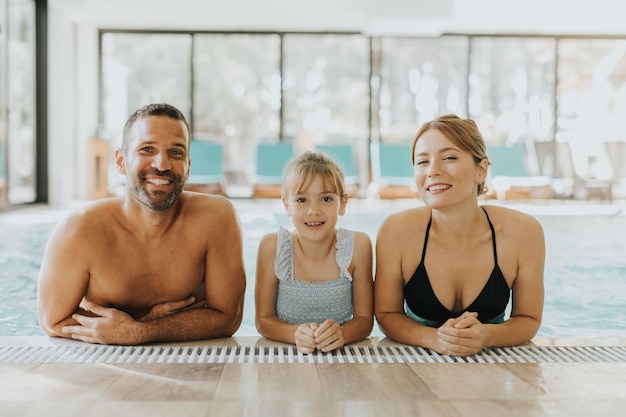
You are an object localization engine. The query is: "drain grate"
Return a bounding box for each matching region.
[1,345,625,364]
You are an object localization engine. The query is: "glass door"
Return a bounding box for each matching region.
[0,0,37,207]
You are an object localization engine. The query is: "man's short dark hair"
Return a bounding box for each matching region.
[121,103,190,151]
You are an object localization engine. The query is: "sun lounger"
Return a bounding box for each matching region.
[186,140,226,195]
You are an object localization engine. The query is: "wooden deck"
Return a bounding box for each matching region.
[1,336,625,417]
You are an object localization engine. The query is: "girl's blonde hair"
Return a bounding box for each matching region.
[281,150,346,198]
[411,114,490,195]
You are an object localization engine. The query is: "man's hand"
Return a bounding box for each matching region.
[137,296,199,321]
[63,296,203,345]
[62,300,142,345]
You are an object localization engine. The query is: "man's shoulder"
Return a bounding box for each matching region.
[56,197,122,235]
[180,191,239,223]
[182,191,233,211]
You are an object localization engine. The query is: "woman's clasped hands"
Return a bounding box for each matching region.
[436,311,487,356]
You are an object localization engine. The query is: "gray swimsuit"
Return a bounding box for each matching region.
[274,226,354,324]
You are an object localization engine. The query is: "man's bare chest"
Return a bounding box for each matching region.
[85,242,206,316]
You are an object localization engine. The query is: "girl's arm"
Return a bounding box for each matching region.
[336,231,374,344]
[254,233,302,344]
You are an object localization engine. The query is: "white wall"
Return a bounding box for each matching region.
[46,0,626,206]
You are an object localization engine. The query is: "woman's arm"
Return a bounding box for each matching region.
[374,214,441,350]
[486,213,545,347]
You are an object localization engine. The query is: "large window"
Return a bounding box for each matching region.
[193,34,281,185]
[469,37,556,150]
[282,33,370,187]
[282,34,370,146]
[101,32,192,189]
[97,30,625,197]
[557,38,626,180]
[0,0,36,206]
[375,36,468,144]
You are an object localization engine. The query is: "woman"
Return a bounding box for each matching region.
[374,114,545,356]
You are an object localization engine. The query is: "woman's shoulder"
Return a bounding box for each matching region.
[481,204,541,223]
[379,206,431,231]
[481,204,544,236]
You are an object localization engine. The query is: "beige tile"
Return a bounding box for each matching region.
[3,346,626,417]
[502,363,626,400]
[448,399,570,417]
[326,399,455,417]
[88,401,211,417]
[328,399,455,417]
[0,401,210,417]
[0,363,37,387]
[0,401,94,417]
[317,363,437,401]
[408,363,546,400]
[556,399,626,417]
[215,363,325,402]
[209,399,455,417]
[0,363,122,402]
[103,364,223,401]
[209,400,324,417]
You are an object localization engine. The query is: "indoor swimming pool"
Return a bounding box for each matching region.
[1,199,625,340]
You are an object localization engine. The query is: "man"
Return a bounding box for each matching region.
[37,103,246,345]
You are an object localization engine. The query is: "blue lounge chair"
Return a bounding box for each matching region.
[487,142,553,199]
[186,140,225,195]
[370,142,416,198]
[253,142,294,198]
[316,144,359,187]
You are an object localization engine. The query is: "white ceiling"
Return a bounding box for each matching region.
[49,0,626,36]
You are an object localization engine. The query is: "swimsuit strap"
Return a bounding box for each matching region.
[480,207,498,264]
[335,228,354,282]
[274,226,354,282]
[420,216,433,264]
[274,226,293,281]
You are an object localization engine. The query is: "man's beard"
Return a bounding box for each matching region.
[129,170,185,211]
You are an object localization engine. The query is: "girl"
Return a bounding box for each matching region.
[255,151,373,354]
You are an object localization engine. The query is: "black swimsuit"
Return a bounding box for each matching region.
[403,207,511,328]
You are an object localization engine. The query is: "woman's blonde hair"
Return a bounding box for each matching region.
[281,150,346,199]
[411,114,490,195]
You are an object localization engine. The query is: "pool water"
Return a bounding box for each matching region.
[1,199,625,339]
